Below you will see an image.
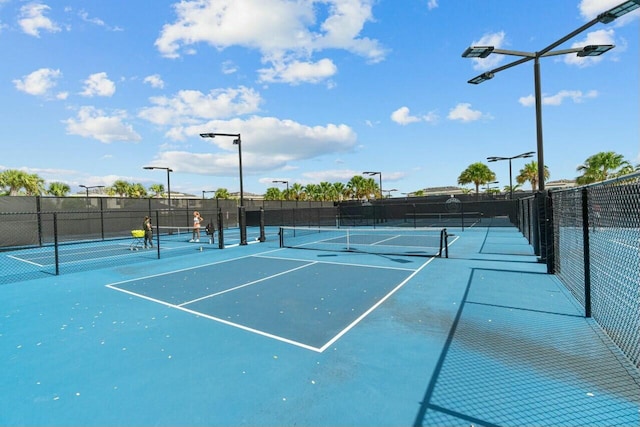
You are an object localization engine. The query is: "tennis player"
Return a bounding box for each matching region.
[190,211,203,242]
[143,216,153,248]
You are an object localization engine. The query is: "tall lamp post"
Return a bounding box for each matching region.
[462,0,639,191]
[487,151,535,199]
[363,171,382,199]
[143,166,173,210]
[200,132,246,245]
[79,184,105,197]
[384,189,398,198]
[272,180,289,199]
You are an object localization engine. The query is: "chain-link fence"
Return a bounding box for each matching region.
[549,172,639,368]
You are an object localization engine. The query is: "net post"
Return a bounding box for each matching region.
[217,208,224,249]
[279,227,284,248]
[239,206,247,245]
[440,228,449,258]
[259,207,266,242]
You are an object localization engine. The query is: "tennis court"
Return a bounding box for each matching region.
[1,225,638,426]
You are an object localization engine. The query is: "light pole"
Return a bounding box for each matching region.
[79,184,105,197]
[143,166,173,210]
[272,180,289,200]
[384,189,398,198]
[462,0,639,191]
[484,181,499,197]
[363,171,382,199]
[202,190,216,199]
[200,132,246,245]
[487,152,535,199]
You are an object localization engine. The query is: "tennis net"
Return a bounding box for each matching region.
[156,225,213,243]
[279,226,449,257]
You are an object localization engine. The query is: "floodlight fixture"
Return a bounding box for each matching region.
[487,152,535,199]
[78,184,105,198]
[597,0,640,23]
[468,72,495,84]
[577,44,615,57]
[461,46,495,58]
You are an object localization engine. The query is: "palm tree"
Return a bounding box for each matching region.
[457,163,496,199]
[503,183,522,194]
[264,187,282,200]
[111,180,131,197]
[0,169,30,195]
[318,181,336,201]
[347,175,374,200]
[516,161,549,191]
[413,190,425,197]
[149,183,165,197]
[128,183,147,198]
[332,182,347,201]
[576,151,631,185]
[23,173,45,196]
[47,182,71,197]
[290,183,304,201]
[215,188,231,199]
[304,184,319,201]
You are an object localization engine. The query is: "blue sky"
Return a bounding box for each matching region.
[1,0,638,197]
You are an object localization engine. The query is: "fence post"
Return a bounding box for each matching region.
[581,188,592,318]
[36,196,43,246]
[259,207,266,242]
[217,208,224,249]
[53,213,60,275]
[155,210,161,259]
[100,198,105,240]
[545,192,554,274]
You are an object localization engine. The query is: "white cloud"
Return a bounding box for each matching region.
[447,103,485,122]
[138,86,262,129]
[518,90,598,107]
[63,106,142,143]
[391,106,439,125]
[13,68,62,96]
[467,31,507,71]
[258,58,337,84]
[222,61,238,75]
[154,0,386,84]
[18,3,61,37]
[426,0,438,10]
[391,107,420,125]
[78,10,105,27]
[80,72,116,97]
[150,115,357,175]
[143,74,165,89]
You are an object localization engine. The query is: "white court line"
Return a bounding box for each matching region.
[178,262,318,306]
[253,253,417,272]
[105,247,286,287]
[105,284,323,352]
[318,255,438,352]
[6,254,45,267]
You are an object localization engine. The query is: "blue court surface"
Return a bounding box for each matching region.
[1,226,638,426]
